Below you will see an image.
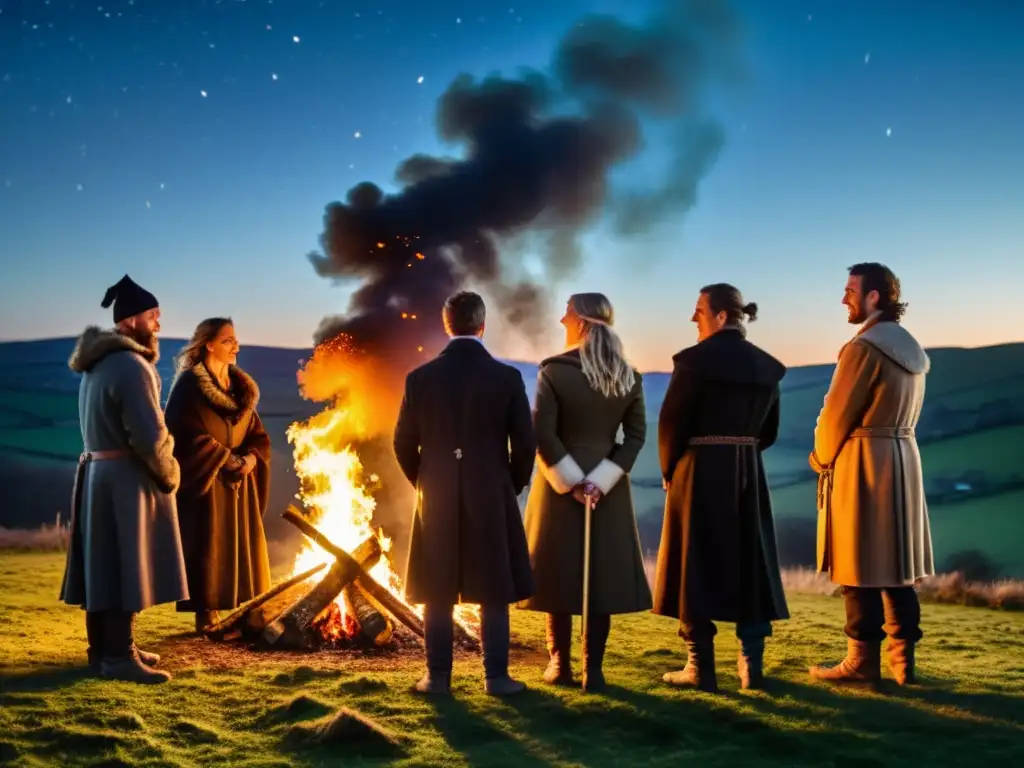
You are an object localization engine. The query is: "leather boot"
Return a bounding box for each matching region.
[542,613,574,686]
[886,638,916,685]
[738,637,765,690]
[413,673,452,695]
[582,614,610,693]
[86,611,104,672]
[663,640,718,692]
[102,612,171,684]
[101,648,171,684]
[127,612,160,667]
[809,638,881,683]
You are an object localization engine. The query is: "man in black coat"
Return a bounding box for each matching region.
[652,284,789,692]
[393,291,537,696]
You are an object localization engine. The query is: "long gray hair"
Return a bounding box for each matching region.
[569,293,635,398]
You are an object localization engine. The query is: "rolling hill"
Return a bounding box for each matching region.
[1,335,1022,576]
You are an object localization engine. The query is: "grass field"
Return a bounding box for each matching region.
[1,552,1023,767]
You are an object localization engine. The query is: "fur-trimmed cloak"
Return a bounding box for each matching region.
[165,361,272,612]
[59,326,189,612]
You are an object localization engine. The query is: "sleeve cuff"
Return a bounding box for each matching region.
[542,454,585,494]
[586,458,625,495]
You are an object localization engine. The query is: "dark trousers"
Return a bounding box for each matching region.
[423,603,510,680]
[680,619,773,647]
[842,586,923,643]
[85,610,135,660]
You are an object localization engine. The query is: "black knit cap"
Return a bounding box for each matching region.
[101,275,159,323]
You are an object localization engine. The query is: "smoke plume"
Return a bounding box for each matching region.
[307,0,744,381]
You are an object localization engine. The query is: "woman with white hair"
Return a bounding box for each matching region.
[518,293,652,692]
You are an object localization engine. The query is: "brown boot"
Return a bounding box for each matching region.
[100,648,172,684]
[542,613,574,686]
[582,614,610,693]
[810,638,881,683]
[663,641,718,692]
[738,638,765,691]
[886,638,916,685]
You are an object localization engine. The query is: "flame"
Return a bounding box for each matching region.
[287,338,480,641]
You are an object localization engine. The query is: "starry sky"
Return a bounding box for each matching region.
[1,0,1022,372]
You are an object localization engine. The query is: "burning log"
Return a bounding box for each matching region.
[343,582,393,646]
[262,526,384,648]
[280,505,426,640]
[204,563,327,639]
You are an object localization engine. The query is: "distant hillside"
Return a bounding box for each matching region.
[1,336,1022,577]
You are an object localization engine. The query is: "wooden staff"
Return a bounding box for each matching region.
[581,493,593,640]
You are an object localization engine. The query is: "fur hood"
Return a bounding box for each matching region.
[856,320,930,375]
[186,361,260,416]
[68,325,159,373]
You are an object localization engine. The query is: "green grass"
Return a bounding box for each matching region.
[918,424,1024,477]
[0,426,83,460]
[2,552,1024,767]
[0,390,79,423]
[928,490,1024,577]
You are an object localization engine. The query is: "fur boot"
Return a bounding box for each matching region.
[542,613,574,686]
[809,638,881,683]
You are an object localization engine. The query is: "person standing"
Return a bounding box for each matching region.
[652,284,789,692]
[164,317,273,634]
[59,275,188,684]
[809,263,934,686]
[518,293,651,692]
[393,291,536,696]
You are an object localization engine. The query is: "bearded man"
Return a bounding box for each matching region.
[59,275,188,684]
[809,263,935,686]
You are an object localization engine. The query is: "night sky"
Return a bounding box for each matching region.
[1,0,1021,370]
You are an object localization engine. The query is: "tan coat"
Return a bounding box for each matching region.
[811,316,935,587]
[518,349,652,616]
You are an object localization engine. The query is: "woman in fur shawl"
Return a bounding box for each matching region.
[165,317,272,633]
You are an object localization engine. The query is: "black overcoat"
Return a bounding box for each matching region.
[393,338,536,606]
[652,327,790,625]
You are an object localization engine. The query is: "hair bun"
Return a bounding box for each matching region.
[742,301,758,321]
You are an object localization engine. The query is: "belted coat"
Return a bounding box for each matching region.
[393,338,536,606]
[652,327,790,626]
[59,327,189,613]
[811,315,935,587]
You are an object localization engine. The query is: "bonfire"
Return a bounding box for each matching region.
[202,335,480,653]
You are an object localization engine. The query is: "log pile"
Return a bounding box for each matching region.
[200,505,480,652]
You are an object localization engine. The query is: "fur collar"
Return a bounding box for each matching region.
[190,361,260,414]
[68,325,159,373]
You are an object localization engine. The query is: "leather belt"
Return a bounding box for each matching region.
[80,449,131,463]
[848,426,915,439]
[688,435,759,446]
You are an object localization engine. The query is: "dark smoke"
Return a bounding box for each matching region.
[308,0,744,368]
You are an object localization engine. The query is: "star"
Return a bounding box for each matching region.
[864,52,871,64]
[354,131,361,138]
[417,76,424,84]
[145,200,151,209]
[272,73,278,80]
[200,89,208,97]
[886,127,892,137]
[292,35,300,43]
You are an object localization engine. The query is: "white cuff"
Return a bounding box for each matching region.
[586,458,625,495]
[542,454,585,494]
